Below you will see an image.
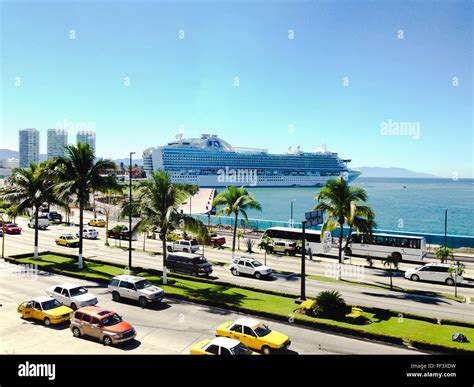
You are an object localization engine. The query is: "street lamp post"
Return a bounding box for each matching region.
[300,220,307,301]
[129,152,136,269]
[444,208,448,248]
[290,199,296,227]
[1,213,5,259]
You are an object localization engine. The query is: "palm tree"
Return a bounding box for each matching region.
[212,186,262,259]
[0,163,57,258]
[436,247,454,264]
[343,201,377,257]
[52,143,118,269]
[382,253,401,290]
[258,235,273,265]
[314,177,374,265]
[124,170,207,284]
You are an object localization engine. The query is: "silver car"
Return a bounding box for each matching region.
[108,275,164,307]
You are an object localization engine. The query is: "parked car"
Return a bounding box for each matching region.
[107,226,136,240]
[210,233,226,247]
[0,229,3,237]
[28,217,49,230]
[88,218,106,227]
[166,252,213,277]
[229,257,272,279]
[190,337,257,355]
[55,234,80,247]
[166,239,200,253]
[46,283,98,310]
[108,275,164,307]
[270,240,297,256]
[3,223,22,234]
[405,263,464,286]
[70,306,136,346]
[216,318,290,355]
[17,296,73,326]
[47,211,63,222]
[77,228,99,239]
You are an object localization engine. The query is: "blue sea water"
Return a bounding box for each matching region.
[240,178,474,237]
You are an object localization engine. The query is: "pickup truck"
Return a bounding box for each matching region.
[166,239,200,253]
[106,226,137,240]
[210,233,226,247]
[27,217,49,230]
[47,211,63,222]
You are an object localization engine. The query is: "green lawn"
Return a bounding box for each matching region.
[14,253,474,352]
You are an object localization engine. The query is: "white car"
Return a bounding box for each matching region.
[28,217,49,230]
[77,228,99,239]
[191,337,255,355]
[167,239,200,253]
[405,263,464,286]
[108,275,164,307]
[46,283,98,310]
[230,257,273,279]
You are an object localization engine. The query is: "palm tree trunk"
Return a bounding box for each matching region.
[343,226,353,255]
[105,212,109,246]
[390,270,393,290]
[143,233,146,251]
[162,231,168,284]
[34,206,39,259]
[232,212,238,260]
[78,199,84,269]
[338,222,344,263]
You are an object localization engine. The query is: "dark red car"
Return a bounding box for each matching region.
[3,223,22,234]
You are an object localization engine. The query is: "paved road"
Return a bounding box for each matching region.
[4,216,474,322]
[0,262,420,354]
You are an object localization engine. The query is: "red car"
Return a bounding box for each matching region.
[210,233,226,247]
[3,223,22,234]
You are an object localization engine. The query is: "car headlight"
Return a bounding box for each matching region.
[53,316,62,319]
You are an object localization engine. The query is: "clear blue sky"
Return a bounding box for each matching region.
[1,0,472,177]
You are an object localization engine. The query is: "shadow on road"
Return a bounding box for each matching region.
[360,291,451,305]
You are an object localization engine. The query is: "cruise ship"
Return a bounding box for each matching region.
[143,134,361,187]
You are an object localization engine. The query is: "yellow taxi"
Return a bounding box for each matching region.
[55,233,80,247]
[18,296,73,326]
[190,337,257,355]
[88,218,106,227]
[216,318,290,354]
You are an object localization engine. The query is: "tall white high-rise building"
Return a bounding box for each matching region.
[19,128,40,168]
[47,129,68,159]
[76,131,96,154]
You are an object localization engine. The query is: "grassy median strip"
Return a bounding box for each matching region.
[8,253,474,353]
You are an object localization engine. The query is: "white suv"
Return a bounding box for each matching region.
[230,257,273,279]
[167,239,200,253]
[46,283,98,310]
[108,275,164,307]
[405,263,464,286]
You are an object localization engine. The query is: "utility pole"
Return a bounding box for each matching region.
[444,208,448,248]
[129,151,135,269]
[300,220,307,301]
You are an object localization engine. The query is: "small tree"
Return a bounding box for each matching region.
[237,230,243,251]
[111,224,127,247]
[245,238,255,254]
[383,253,401,290]
[311,290,350,320]
[448,264,465,298]
[436,247,454,264]
[258,235,273,265]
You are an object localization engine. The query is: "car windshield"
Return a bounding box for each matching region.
[41,299,62,310]
[101,313,122,326]
[231,343,252,355]
[135,280,152,289]
[65,235,75,240]
[69,287,87,296]
[251,260,262,267]
[7,224,17,227]
[254,324,272,337]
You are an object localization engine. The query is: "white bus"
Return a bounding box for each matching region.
[346,233,427,261]
[262,227,332,255]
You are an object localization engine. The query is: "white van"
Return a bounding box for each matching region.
[28,217,49,230]
[405,263,464,286]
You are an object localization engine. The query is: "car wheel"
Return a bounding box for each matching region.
[261,345,271,355]
[392,252,402,261]
[70,303,77,311]
[103,336,113,346]
[72,327,81,338]
[167,246,172,252]
[183,248,189,253]
[410,274,420,282]
[66,243,70,247]
[112,291,121,302]
[345,248,352,256]
[231,268,239,276]
[445,278,455,286]
[191,271,198,277]
[139,297,147,308]
[255,272,262,279]
[284,250,288,256]
[44,317,51,327]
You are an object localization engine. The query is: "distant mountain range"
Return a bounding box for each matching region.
[356,167,439,178]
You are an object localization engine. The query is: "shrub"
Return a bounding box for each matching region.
[311,290,350,320]
[299,299,316,315]
[245,238,255,253]
[345,307,371,325]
